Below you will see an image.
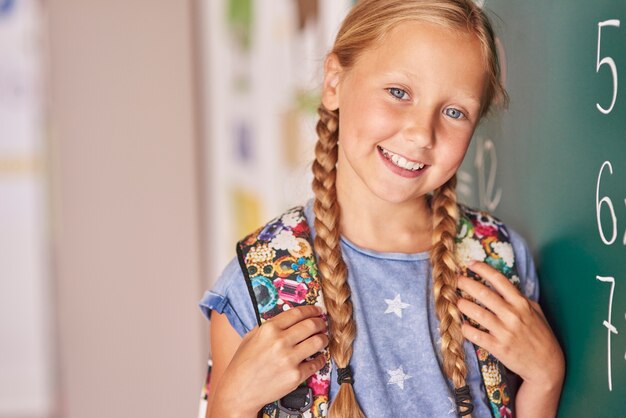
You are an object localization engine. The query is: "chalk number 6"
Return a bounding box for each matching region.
[596,161,617,245]
[596,20,620,114]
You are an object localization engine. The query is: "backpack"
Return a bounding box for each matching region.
[236,205,520,418]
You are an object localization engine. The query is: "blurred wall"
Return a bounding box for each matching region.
[47,1,205,417]
[0,1,52,416]
[200,0,353,282]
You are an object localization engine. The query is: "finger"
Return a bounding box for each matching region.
[529,300,550,323]
[457,276,510,315]
[297,352,327,382]
[461,322,497,351]
[292,332,329,364]
[467,262,523,305]
[270,305,324,330]
[285,317,328,346]
[529,300,542,314]
[457,297,502,332]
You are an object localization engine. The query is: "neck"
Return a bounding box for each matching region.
[336,167,434,254]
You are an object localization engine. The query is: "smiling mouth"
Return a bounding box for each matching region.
[377,146,426,171]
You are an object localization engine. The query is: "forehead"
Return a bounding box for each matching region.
[348,20,487,99]
[360,20,487,69]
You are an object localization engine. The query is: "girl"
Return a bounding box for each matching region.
[199,1,565,417]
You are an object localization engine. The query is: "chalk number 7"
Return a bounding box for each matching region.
[596,20,621,114]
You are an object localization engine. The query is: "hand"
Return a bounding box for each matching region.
[456,262,565,392]
[212,305,329,416]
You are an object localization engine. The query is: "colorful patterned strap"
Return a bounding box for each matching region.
[236,205,519,418]
[237,207,330,418]
[457,205,520,418]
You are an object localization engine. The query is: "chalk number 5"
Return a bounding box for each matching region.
[596,20,621,114]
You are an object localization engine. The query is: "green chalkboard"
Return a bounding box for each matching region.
[460,1,626,416]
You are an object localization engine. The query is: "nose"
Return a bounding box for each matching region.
[403,106,436,149]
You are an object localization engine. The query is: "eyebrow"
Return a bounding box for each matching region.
[456,95,482,106]
[380,70,416,82]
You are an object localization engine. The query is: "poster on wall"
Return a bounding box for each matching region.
[200,0,352,284]
[0,0,54,416]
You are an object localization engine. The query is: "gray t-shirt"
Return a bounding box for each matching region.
[199,201,539,417]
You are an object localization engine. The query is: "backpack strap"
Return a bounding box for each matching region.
[237,204,520,418]
[237,206,330,418]
[456,205,520,418]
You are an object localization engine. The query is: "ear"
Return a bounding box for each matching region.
[321,53,342,111]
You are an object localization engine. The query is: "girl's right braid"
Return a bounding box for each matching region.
[430,175,473,416]
[311,105,365,418]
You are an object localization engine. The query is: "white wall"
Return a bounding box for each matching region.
[0,1,53,415]
[47,1,206,417]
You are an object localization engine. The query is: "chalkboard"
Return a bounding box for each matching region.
[460,1,626,416]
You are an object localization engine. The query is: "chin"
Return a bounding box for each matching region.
[368,184,427,205]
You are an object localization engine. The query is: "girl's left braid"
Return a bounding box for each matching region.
[430,175,474,417]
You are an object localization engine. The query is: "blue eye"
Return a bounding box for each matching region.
[387,87,409,100]
[444,107,466,120]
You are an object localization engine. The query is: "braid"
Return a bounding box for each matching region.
[431,175,472,416]
[312,105,365,418]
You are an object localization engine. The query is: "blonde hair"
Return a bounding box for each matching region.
[311,1,506,417]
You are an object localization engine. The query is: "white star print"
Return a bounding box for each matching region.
[436,326,442,347]
[448,396,456,415]
[384,294,411,318]
[387,366,412,390]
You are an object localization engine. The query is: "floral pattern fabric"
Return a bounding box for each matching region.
[237,205,519,418]
[457,205,519,418]
[237,207,330,418]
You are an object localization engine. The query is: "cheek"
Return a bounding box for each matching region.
[341,98,402,144]
[441,134,472,168]
[432,120,471,162]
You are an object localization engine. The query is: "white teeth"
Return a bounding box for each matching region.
[379,146,425,171]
